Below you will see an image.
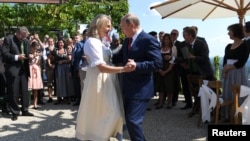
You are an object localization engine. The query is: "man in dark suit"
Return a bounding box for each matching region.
[244,21,250,52]
[1,26,34,120]
[192,26,209,49]
[170,29,182,106]
[113,13,162,141]
[183,27,215,117]
[172,28,193,110]
[0,37,9,115]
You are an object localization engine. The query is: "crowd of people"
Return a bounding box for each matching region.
[0,12,250,141]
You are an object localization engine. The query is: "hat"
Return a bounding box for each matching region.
[112,33,119,40]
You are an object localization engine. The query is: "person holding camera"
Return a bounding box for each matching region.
[1,26,34,121]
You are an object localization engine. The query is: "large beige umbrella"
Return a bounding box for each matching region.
[150,0,250,25]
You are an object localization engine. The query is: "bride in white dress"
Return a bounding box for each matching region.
[75,14,135,141]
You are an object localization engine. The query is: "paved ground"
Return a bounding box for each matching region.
[0,95,207,141]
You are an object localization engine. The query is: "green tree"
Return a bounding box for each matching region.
[0,0,129,38]
[213,55,221,80]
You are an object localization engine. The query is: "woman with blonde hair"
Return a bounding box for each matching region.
[75,14,135,141]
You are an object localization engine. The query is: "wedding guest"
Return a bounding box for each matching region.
[75,14,134,141]
[244,21,250,52]
[54,38,74,105]
[170,29,182,106]
[45,37,56,103]
[222,23,249,121]
[1,26,34,121]
[28,42,43,109]
[113,13,162,141]
[71,32,87,106]
[182,26,215,117]
[155,33,176,109]
[0,37,9,115]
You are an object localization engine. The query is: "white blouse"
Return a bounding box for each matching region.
[84,37,106,67]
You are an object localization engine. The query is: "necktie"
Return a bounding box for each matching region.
[20,42,24,64]
[128,38,132,50]
[21,42,24,54]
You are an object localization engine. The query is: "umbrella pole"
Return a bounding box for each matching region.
[238,10,246,25]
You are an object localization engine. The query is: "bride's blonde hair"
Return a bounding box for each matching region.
[87,14,111,39]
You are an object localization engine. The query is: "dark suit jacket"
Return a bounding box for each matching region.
[190,39,214,79]
[245,38,250,54]
[113,30,163,99]
[1,35,31,77]
[174,41,189,67]
[197,36,208,48]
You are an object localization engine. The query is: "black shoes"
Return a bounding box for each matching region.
[181,104,192,110]
[22,111,34,116]
[10,111,34,121]
[47,98,53,103]
[11,114,18,121]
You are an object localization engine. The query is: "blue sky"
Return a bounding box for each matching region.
[128,0,250,58]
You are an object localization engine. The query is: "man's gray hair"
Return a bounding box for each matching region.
[17,26,30,34]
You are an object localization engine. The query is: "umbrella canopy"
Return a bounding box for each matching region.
[150,0,250,25]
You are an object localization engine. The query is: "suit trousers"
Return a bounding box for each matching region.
[124,98,149,141]
[72,68,81,99]
[179,68,193,106]
[7,71,29,115]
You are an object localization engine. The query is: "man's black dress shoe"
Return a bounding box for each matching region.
[22,111,34,116]
[11,114,18,121]
[181,104,192,110]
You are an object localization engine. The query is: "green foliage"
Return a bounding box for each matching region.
[213,55,220,80]
[0,0,129,39]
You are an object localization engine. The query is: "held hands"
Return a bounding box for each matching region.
[121,59,136,73]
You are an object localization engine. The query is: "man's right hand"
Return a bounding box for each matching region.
[18,54,26,60]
